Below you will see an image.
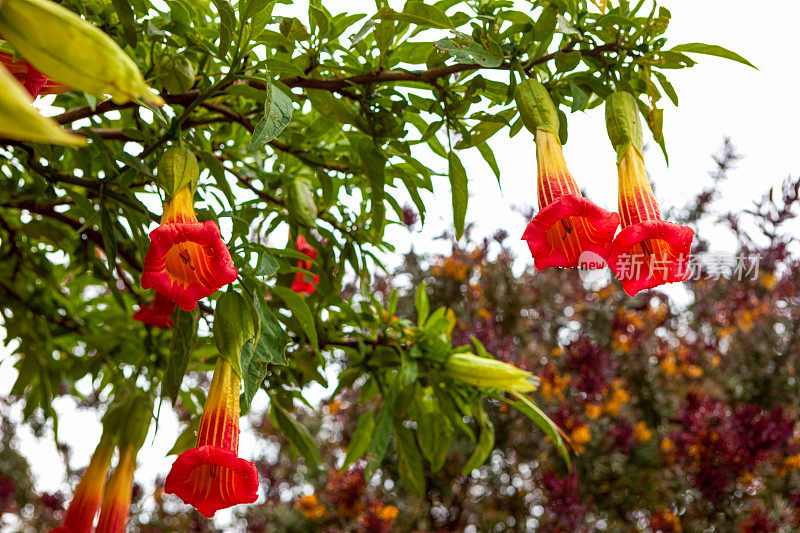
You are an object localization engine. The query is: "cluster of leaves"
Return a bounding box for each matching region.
[0,0,755,529]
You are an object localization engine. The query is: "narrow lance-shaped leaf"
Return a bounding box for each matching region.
[448,151,468,239]
[162,309,198,401]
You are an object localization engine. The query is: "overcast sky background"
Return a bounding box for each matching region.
[1,0,799,529]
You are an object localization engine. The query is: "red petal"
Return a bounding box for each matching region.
[132,292,176,328]
[522,195,620,270]
[164,445,259,518]
[607,220,694,296]
[296,235,318,260]
[291,272,319,295]
[141,221,238,311]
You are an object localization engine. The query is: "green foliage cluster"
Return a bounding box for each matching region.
[0,0,752,521]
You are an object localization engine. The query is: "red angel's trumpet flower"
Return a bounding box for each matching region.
[141,185,238,312]
[290,235,319,295]
[515,79,619,270]
[132,291,176,328]
[94,444,136,533]
[164,359,258,518]
[0,50,69,98]
[49,434,115,533]
[604,92,694,296]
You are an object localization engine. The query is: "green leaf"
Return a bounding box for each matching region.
[505,391,571,469]
[397,1,452,29]
[365,401,393,478]
[394,422,425,497]
[243,0,274,20]
[198,151,236,212]
[98,205,117,270]
[415,390,451,472]
[111,0,137,47]
[213,291,255,377]
[436,37,502,67]
[461,406,494,474]
[342,411,375,470]
[414,281,429,326]
[477,142,500,182]
[270,285,318,351]
[270,399,322,467]
[250,84,293,150]
[653,71,678,106]
[162,309,197,401]
[454,108,515,149]
[167,417,200,456]
[569,81,588,112]
[241,297,291,409]
[211,0,236,59]
[447,151,468,239]
[670,42,757,69]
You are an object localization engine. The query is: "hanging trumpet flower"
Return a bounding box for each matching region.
[290,235,319,295]
[0,0,163,105]
[604,92,694,296]
[93,395,151,533]
[515,79,620,270]
[132,292,176,328]
[49,433,115,533]
[164,358,259,518]
[0,51,69,98]
[94,444,136,533]
[141,147,238,311]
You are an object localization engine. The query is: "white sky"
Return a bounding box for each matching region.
[2,0,799,529]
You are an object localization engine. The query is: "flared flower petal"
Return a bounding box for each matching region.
[523,195,620,270]
[141,220,237,311]
[290,235,319,295]
[164,359,258,517]
[132,292,175,328]
[95,445,136,533]
[521,130,619,270]
[607,146,694,296]
[164,445,259,518]
[608,220,693,296]
[49,436,114,533]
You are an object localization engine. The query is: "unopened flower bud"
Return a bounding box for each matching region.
[156,54,195,95]
[0,0,164,106]
[444,353,538,392]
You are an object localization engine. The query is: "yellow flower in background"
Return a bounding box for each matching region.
[634,421,652,442]
[585,403,602,420]
[570,424,592,454]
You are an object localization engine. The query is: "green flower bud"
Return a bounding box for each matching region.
[0,63,85,146]
[0,0,164,106]
[213,291,255,377]
[605,91,644,162]
[156,54,195,95]
[157,146,199,198]
[444,353,539,393]
[287,178,317,227]
[514,79,560,138]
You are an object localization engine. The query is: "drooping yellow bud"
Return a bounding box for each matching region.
[0,0,164,106]
[0,64,86,146]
